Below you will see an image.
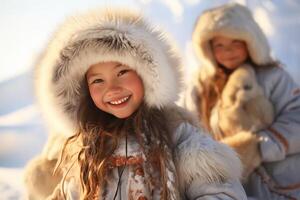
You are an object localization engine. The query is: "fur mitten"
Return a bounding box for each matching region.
[220,131,261,182]
[24,131,82,199]
[218,64,274,136]
[23,155,62,200]
[23,133,67,200]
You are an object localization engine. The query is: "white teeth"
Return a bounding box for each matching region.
[110,96,129,105]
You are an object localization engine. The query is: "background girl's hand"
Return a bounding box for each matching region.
[220,131,261,182]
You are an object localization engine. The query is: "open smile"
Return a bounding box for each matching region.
[225,57,237,61]
[108,95,131,105]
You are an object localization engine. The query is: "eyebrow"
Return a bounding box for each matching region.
[87,63,125,78]
[114,63,125,69]
[86,72,101,79]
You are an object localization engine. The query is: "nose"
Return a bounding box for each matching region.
[106,80,122,97]
[107,86,122,96]
[224,46,234,53]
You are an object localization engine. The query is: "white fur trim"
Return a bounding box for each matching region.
[175,123,242,191]
[192,3,273,78]
[35,8,182,135]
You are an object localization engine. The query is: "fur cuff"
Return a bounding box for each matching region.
[221,131,261,182]
[175,124,242,191]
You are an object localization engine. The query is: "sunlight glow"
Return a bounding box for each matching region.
[160,0,184,21]
[253,7,274,36]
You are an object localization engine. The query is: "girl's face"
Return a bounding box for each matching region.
[211,36,249,70]
[86,61,144,119]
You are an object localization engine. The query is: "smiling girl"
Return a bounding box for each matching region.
[25,8,247,200]
[185,3,300,199]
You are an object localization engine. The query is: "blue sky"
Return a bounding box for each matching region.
[0,0,300,167]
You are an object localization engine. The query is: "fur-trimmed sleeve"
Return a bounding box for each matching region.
[173,122,247,200]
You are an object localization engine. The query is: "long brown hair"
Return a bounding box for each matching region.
[60,81,176,199]
[198,59,281,133]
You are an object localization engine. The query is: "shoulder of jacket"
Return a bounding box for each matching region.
[256,66,286,78]
[164,104,200,129]
[257,67,295,86]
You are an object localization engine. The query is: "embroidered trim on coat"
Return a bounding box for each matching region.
[255,168,298,200]
[268,127,289,153]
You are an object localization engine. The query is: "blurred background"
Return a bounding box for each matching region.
[0,0,300,199]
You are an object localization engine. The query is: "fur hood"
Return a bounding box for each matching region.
[35,8,182,135]
[192,3,274,79]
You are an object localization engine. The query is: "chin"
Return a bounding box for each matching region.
[113,112,133,119]
[225,65,239,70]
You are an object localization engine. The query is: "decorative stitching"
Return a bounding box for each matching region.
[292,88,300,96]
[268,127,289,153]
[255,168,298,200]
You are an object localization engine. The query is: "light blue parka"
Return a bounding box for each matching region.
[246,67,300,200]
[185,3,300,200]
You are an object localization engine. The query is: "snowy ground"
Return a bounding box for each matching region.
[0,92,47,200]
[0,168,26,200]
[0,1,300,200]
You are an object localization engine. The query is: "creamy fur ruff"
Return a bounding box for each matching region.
[35,8,182,135]
[164,106,243,194]
[175,124,242,189]
[192,3,273,78]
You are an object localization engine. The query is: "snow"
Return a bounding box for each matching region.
[0,1,299,199]
[0,168,25,200]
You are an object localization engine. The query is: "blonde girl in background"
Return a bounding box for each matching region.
[24,7,247,200]
[185,3,300,200]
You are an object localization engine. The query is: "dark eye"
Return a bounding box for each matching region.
[118,69,130,76]
[233,40,242,44]
[91,79,103,84]
[233,40,245,47]
[244,84,252,90]
[213,43,223,49]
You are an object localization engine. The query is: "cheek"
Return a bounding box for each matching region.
[214,49,225,60]
[237,46,249,58]
[89,87,103,105]
[123,74,144,97]
[241,50,249,59]
[134,81,144,100]
[132,78,144,99]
